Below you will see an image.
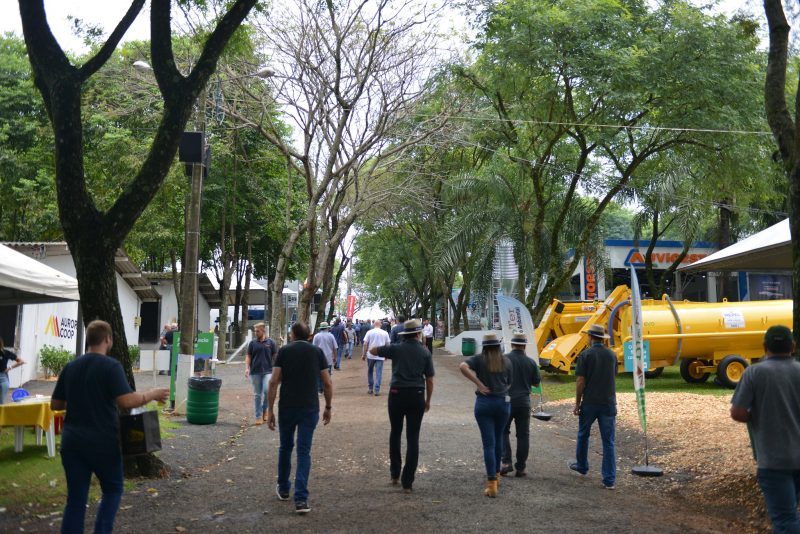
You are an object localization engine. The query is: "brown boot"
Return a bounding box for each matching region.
[484,479,498,498]
[496,472,501,487]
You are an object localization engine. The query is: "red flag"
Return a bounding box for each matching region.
[346,295,356,318]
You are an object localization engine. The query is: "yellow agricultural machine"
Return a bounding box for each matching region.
[537,285,793,388]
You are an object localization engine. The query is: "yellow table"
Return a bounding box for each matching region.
[0,399,63,457]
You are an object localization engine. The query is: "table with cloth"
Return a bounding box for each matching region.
[0,397,63,457]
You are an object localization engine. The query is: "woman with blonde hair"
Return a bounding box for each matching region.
[459,333,512,497]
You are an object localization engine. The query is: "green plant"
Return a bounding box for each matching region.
[128,345,141,366]
[39,345,73,378]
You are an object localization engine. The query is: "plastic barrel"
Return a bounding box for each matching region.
[462,337,476,357]
[186,377,222,425]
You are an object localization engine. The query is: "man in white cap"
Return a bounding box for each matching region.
[570,323,617,490]
[500,331,540,477]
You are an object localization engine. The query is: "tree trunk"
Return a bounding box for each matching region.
[716,200,734,301]
[240,236,253,337]
[216,256,233,360]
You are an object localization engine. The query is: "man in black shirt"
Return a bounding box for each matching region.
[570,323,618,489]
[500,331,540,477]
[51,320,168,533]
[0,336,25,404]
[268,322,333,514]
[371,319,434,493]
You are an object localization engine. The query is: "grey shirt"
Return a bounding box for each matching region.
[731,356,800,470]
[506,349,541,407]
[575,342,617,406]
[465,353,513,398]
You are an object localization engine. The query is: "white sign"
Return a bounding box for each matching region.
[721,309,746,329]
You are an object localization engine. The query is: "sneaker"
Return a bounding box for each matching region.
[367,390,373,395]
[275,484,290,501]
[568,463,587,476]
[514,470,527,478]
[295,502,311,514]
[402,486,413,494]
[499,463,513,476]
[373,391,380,396]
[391,478,399,486]
[603,483,615,490]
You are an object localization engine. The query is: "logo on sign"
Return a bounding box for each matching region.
[44,316,78,339]
[624,248,709,267]
[584,259,597,299]
[624,249,647,267]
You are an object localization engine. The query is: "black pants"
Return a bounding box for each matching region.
[388,387,426,489]
[425,337,433,353]
[502,404,531,471]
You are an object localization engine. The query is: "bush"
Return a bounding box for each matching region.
[39,345,74,378]
[128,345,141,367]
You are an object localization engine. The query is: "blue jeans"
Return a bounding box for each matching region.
[250,373,271,419]
[575,402,616,487]
[757,468,800,533]
[277,407,320,504]
[60,448,123,534]
[474,395,511,480]
[367,359,384,393]
[335,345,345,368]
[0,373,9,404]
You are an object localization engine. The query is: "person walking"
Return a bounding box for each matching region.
[731,325,800,533]
[345,321,355,359]
[312,322,337,394]
[570,324,618,490]
[422,320,434,354]
[268,322,332,514]
[459,333,512,497]
[370,319,434,493]
[0,336,25,404]
[499,331,540,477]
[362,319,390,395]
[353,320,362,347]
[245,322,277,426]
[389,316,406,343]
[330,318,347,370]
[51,320,169,534]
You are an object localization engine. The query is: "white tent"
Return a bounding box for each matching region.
[679,218,791,273]
[0,243,80,304]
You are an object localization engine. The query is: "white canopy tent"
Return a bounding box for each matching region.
[679,218,791,273]
[0,243,80,305]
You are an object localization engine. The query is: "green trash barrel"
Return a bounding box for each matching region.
[462,337,477,357]
[186,377,222,425]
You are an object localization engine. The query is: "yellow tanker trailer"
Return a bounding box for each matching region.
[538,286,792,388]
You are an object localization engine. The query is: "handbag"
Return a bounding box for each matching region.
[119,409,162,456]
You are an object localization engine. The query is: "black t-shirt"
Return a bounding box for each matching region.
[273,340,328,409]
[51,353,133,454]
[465,353,512,398]
[506,350,541,407]
[164,330,174,345]
[248,338,277,375]
[1,348,19,373]
[377,339,435,388]
[575,343,618,405]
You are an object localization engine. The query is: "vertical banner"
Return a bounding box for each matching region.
[495,294,539,363]
[630,266,647,432]
[346,294,356,318]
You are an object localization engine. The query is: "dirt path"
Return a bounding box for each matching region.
[10,350,758,533]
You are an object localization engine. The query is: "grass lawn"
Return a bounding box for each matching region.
[0,406,178,514]
[540,365,733,403]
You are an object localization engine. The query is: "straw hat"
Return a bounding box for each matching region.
[510,331,528,345]
[398,319,423,335]
[482,332,502,347]
[318,322,330,330]
[586,324,609,339]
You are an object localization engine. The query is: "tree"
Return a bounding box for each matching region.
[763,0,800,349]
[19,0,257,474]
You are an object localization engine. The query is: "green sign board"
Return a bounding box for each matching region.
[623,340,650,372]
[169,332,216,402]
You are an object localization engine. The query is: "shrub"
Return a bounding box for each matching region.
[39,345,74,378]
[128,345,141,367]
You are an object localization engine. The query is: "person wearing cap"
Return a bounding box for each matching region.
[362,319,391,395]
[459,332,513,497]
[370,319,435,493]
[731,325,800,533]
[499,331,541,478]
[312,322,337,394]
[570,323,618,490]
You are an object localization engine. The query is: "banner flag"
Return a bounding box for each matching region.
[496,294,538,363]
[630,266,647,432]
[346,294,356,318]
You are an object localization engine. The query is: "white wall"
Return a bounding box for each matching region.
[155,282,179,327]
[13,300,80,387]
[116,272,142,347]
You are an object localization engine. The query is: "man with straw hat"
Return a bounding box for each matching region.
[499,331,541,478]
[570,323,618,490]
[370,319,435,493]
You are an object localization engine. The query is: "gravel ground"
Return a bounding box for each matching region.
[5,349,767,533]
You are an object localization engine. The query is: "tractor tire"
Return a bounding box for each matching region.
[717,355,749,389]
[680,358,710,384]
[644,367,664,379]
